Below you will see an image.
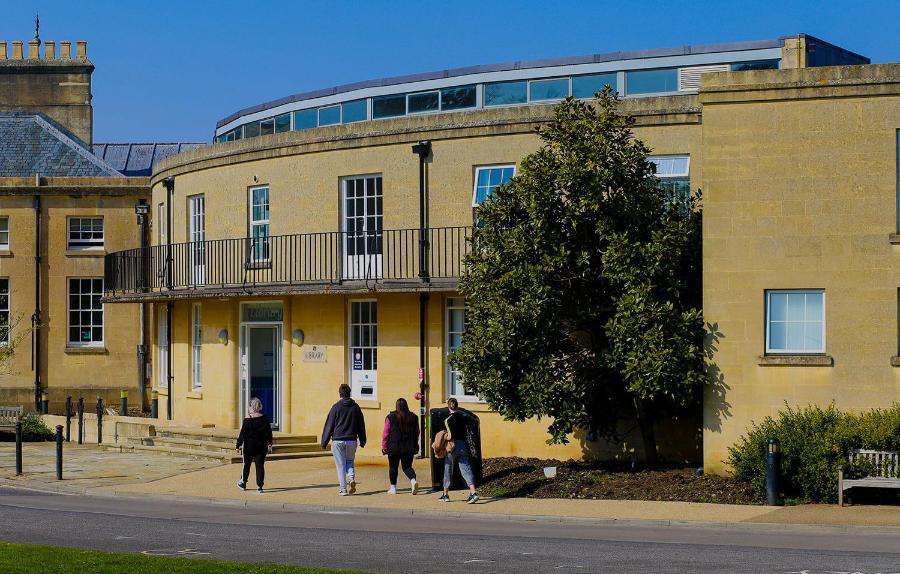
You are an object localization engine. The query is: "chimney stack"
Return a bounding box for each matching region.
[0,42,6,60]
[43,40,55,60]
[12,41,23,60]
[27,39,40,59]
[75,40,87,60]
[60,41,71,60]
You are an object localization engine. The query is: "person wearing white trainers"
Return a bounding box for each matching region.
[321,384,367,496]
[381,397,420,495]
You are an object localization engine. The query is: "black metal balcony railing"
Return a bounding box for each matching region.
[104,227,472,296]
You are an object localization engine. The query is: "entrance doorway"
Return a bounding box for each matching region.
[240,324,281,430]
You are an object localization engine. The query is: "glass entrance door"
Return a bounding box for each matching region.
[240,324,280,429]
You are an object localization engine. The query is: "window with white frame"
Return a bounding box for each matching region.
[446,297,478,400]
[0,278,9,346]
[188,195,206,285]
[472,165,515,206]
[648,155,690,204]
[765,290,825,354]
[67,217,104,250]
[0,217,8,250]
[249,186,270,262]
[158,307,169,389]
[349,300,377,399]
[68,278,103,346]
[191,303,202,391]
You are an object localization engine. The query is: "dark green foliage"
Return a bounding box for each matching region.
[451,87,705,464]
[0,413,53,442]
[728,404,900,502]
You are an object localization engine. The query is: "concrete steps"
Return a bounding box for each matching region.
[103,426,329,464]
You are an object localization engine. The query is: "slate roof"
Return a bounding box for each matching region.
[0,113,122,177]
[92,143,206,176]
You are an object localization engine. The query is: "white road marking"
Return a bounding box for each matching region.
[464,559,495,563]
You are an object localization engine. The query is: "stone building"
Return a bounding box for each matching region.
[101,34,895,468]
[0,33,200,412]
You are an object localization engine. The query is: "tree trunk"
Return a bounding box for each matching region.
[633,397,658,468]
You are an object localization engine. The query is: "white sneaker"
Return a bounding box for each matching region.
[387,485,397,495]
[338,489,348,496]
[410,479,419,495]
[348,478,357,495]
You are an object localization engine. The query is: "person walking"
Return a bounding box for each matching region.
[236,397,273,494]
[381,398,419,495]
[439,397,478,504]
[321,384,367,496]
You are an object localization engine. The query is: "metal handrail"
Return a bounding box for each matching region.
[104,227,472,295]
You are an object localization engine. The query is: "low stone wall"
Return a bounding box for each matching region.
[40,413,185,445]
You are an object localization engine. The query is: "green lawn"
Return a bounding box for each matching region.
[0,542,368,574]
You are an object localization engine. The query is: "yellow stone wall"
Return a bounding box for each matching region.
[142,101,704,462]
[700,64,900,473]
[0,183,146,411]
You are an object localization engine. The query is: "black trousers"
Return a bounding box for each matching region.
[242,451,266,488]
[388,452,416,485]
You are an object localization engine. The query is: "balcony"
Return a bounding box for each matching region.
[103,227,472,302]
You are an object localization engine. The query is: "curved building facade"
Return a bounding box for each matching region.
[103,35,898,471]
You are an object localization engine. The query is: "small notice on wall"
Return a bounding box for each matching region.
[303,345,327,363]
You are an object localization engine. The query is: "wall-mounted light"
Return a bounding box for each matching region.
[253,175,259,183]
[217,329,229,345]
[292,329,305,346]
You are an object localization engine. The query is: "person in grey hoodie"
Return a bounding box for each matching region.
[321,384,367,495]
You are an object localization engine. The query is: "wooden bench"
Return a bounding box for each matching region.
[0,406,24,431]
[838,448,900,506]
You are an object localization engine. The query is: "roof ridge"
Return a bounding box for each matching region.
[27,114,123,176]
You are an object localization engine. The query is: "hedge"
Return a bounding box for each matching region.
[727,404,900,503]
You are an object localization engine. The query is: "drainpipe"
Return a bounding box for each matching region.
[32,192,42,411]
[163,177,175,420]
[411,141,431,458]
[135,200,149,410]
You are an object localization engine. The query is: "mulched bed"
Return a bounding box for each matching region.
[480,457,763,505]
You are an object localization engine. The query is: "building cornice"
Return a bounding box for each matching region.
[699,64,900,104]
[0,176,149,196]
[153,97,701,184]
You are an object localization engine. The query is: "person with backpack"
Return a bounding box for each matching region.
[321,384,367,496]
[236,397,273,494]
[437,397,478,504]
[381,397,420,494]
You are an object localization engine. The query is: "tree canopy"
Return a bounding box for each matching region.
[451,87,705,465]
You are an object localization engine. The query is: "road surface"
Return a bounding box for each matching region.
[0,486,898,573]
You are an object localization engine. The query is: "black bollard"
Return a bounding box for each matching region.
[65,396,72,442]
[766,437,782,506]
[120,390,128,417]
[14,420,22,476]
[55,425,63,480]
[77,397,84,445]
[41,392,49,415]
[96,398,104,445]
[150,390,158,419]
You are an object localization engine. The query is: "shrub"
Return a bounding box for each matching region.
[727,403,900,503]
[0,413,54,442]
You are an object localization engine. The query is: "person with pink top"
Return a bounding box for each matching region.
[381,397,419,494]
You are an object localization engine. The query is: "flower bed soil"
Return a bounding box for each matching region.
[480,457,763,505]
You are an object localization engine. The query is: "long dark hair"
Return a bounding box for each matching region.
[394,398,416,434]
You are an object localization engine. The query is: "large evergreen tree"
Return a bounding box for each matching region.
[451,87,704,465]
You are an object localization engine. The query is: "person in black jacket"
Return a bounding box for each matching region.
[236,397,273,493]
[381,397,419,495]
[321,384,367,495]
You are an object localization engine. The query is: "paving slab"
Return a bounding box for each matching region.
[0,442,215,490]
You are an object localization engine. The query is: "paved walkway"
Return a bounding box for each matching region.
[0,442,214,490]
[3,443,900,529]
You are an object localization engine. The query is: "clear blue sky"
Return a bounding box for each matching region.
[3,1,896,143]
